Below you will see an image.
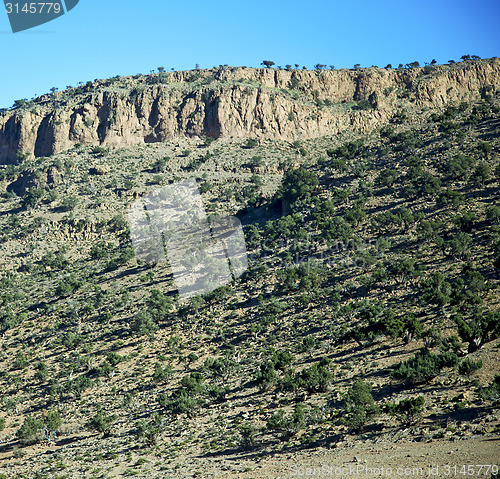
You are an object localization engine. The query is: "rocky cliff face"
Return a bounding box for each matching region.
[1,59,499,164]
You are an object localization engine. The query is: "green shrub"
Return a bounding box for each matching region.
[385,396,425,426]
[203,356,235,381]
[59,195,78,211]
[55,274,83,297]
[153,362,173,382]
[454,310,500,353]
[486,205,500,224]
[327,139,364,159]
[13,350,29,369]
[279,167,319,204]
[64,375,93,396]
[16,416,44,445]
[42,250,69,270]
[471,161,490,185]
[44,410,62,435]
[87,408,118,436]
[152,157,168,172]
[446,232,472,259]
[181,372,206,394]
[266,404,305,439]
[34,362,48,382]
[443,154,475,180]
[344,380,379,430]
[147,289,173,320]
[135,412,163,446]
[279,358,333,394]
[23,188,44,209]
[391,349,458,385]
[243,138,258,149]
[256,360,277,392]
[239,423,259,448]
[61,331,82,349]
[458,357,483,376]
[376,169,399,187]
[16,410,62,445]
[91,146,107,156]
[437,189,464,207]
[158,389,204,417]
[130,310,158,336]
[299,361,333,393]
[355,99,373,110]
[479,374,500,400]
[106,352,125,366]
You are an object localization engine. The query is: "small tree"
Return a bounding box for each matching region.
[280,167,319,204]
[472,162,490,185]
[239,423,258,448]
[261,60,275,68]
[16,416,44,445]
[87,408,118,437]
[386,396,425,426]
[43,410,62,441]
[23,188,45,209]
[454,310,500,353]
[266,404,305,440]
[486,205,500,224]
[458,357,483,377]
[344,380,379,431]
[136,412,163,446]
[130,310,158,337]
[16,410,62,445]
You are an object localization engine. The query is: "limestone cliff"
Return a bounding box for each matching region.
[1,59,499,164]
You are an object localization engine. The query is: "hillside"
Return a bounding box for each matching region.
[0,60,499,479]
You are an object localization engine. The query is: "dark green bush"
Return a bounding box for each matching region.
[344,380,379,430]
[16,410,62,445]
[454,309,500,353]
[153,362,173,382]
[391,349,458,385]
[130,310,158,336]
[159,389,205,417]
[55,274,83,297]
[458,357,483,376]
[16,416,44,445]
[327,139,364,159]
[59,195,78,212]
[135,412,164,446]
[266,404,305,439]
[279,167,319,204]
[256,360,277,392]
[23,188,45,209]
[385,396,425,426]
[239,423,259,448]
[87,408,118,436]
[13,350,29,369]
[181,372,206,394]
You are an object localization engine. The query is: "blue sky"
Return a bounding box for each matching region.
[1,0,499,109]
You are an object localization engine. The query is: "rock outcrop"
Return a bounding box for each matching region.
[1,60,499,164]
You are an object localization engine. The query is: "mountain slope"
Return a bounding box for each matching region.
[0,62,499,479]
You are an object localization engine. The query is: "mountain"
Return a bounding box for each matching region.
[1,59,499,163]
[0,59,499,478]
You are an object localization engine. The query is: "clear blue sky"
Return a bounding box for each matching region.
[1,0,499,109]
